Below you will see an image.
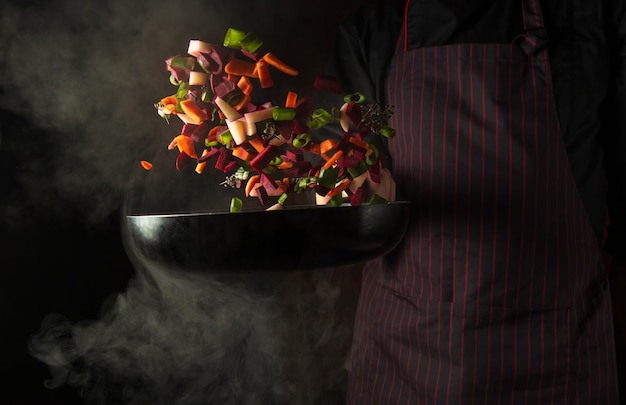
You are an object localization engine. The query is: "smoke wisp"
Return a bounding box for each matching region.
[28,264,361,404]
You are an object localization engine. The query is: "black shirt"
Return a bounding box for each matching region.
[323,0,626,258]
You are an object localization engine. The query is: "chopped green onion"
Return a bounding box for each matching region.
[219,130,233,145]
[272,107,296,121]
[306,108,332,129]
[330,194,343,206]
[295,176,317,192]
[205,139,219,147]
[278,192,289,205]
[292,133,311,148]
[239,32,264,53]
[234,167,250,181]
[223,28,247,49]
[230,197,243,212]
[269,156,283,166]
[347,161,368,178]
[318,167,339,188]
[365,144,379,165]
[169,56,195,70]
[380,125,396,139]
[169,75,180,86]
[201,88,213,103]
[344,92,366,104]
[369,193,387,205]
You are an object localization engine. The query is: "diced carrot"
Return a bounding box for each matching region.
[173,134,198,159]
[227,73,239,83]
[232,145,253,161]
[321,150,343,170]
[262,53,299,76]
[248,137,265,153]
[285,91,298,108]
[308,142,321,155]
[319,138,339,154]
[245,174,260,197]
[140,160,153,170]
[237,76,254,95]
[179,98,207,124]
[277,160,294,169]
[225,58,258,77]
[159,96,178,114]
[195,149,210,174]
[255,59,274,88]
[326,178,351,198]
[207,125,221,144]
[168,137,178,150]
[348,137,369,150]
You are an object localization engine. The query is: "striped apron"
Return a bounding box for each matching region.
[347,0,620,403]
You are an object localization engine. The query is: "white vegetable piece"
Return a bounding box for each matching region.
[214,96,242,121]
[266,202,284,211]
[187,39,213,57]
[244,107,276,126]
[177,113,197,125]
[339,103,351,132]
[226,117,248,145]
[189,71,208,86]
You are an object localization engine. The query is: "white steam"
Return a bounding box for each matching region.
[28,265,361,404]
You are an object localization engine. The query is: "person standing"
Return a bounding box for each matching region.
[321,0,625,402]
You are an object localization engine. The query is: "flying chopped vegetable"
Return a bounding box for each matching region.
[147,28,396,211]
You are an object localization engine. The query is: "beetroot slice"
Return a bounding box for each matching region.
[368,163,381,183]
[259,173,281,197]
[280,160,312,177]
[215,147,232,171]
[255,186,269,206]
[197,147,220,163]
[176,151,193,170]
[250,145,279,173]
[350,186,367,206]
[313,74,343,94]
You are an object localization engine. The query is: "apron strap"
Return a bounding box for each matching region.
[519,0,548,54]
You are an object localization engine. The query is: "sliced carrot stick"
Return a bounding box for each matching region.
[207,125,221,144]
[232,145,253,161]
[245,174,260,197]
[195,150,210,174]
[319,138,339,154]
[308,142,321,155]
[248,137,265,153]
[225,58,258,77]
[140,160,153,170]
[179,98,206,124]
[348,137,369,150]
[173,134,198,159]
[262,53,299,76]
[285,91,298,108]
[227,73,239,83]
[327,178,351,198]
[255,60,274,88]
[277,160,294,170]
[321,150,343,170]
[237,76,254,95]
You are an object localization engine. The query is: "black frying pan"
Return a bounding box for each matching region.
[123,202,409,273]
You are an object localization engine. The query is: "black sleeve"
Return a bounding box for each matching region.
[603,6,626,261]
[313,0,404,169]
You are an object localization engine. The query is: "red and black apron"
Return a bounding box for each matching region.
[347,0,620,403]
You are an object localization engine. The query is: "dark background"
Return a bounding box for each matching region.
[0,0,366,403]
[3,1,625,404]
